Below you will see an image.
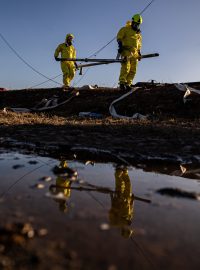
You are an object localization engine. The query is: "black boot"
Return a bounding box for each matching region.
[126,85,133,91]
[119,84,127,90]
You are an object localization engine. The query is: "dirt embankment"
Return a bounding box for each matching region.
[0,82,200,165]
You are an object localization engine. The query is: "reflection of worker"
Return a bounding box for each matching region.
[51,160,72,213]
[54,33,77,89]
[117,14,142,91]
[109,166,134,238]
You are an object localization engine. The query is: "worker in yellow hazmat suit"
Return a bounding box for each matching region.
[109,166,134,238]
[54,33,77,88]
[51,160,72,213]
[117,14,142,91]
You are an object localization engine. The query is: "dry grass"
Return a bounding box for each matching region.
[1,110,200,131]
[0,110,150,127]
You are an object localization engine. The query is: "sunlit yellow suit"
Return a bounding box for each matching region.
[54,43,76,87]
[53,160,71,212]
[109,168,134,231]
[117,23,142,86]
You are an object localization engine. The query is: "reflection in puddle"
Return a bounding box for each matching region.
[50,159,76,213]
[0,151,200,269]
[109,166,134,239]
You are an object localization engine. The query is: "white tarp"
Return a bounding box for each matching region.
[175,83,200,103]
[4,92,79,113]
[78,85,98,90]
[109,87,148,120]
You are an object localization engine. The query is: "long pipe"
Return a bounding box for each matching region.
[57,53,159,63]
[50,184,151,203]
[78,62,114,68]
[57,58,122,63]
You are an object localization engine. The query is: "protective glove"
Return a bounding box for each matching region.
[117,40,123,54]
[138,50,142,61]
[122,56,128,62]
[74,62,79,70]
[55,57,59,61]
[118,48,123,54]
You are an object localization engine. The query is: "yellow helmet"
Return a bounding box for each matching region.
[132,14,143,24]
[65,33,74,40]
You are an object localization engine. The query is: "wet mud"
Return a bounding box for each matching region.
[0,83,200,269]
[0,83,200,166]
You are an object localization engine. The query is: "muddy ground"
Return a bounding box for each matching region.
[1,82,200,270]
[0,82,200,166]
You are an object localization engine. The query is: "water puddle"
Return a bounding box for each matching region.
[0,151,200,269]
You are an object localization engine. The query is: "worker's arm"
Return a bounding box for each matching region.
[54,44,62,61]
[137,34,142,60]
[116,27,125,53]
[73,47,78,69]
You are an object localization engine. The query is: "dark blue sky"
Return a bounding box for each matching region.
[1,0,200,89]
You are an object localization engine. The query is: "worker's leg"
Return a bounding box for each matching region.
[68,63,76,84]
[61,62,71,87]
[119,60,130,86]
[118,50,131,87]
[126,58,138,86]
[122,171,132,198]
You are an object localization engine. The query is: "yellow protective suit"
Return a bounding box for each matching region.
[117,24,142,86]
[54,42,76,87]
[109,167,134,238]
[52,160,72,212]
